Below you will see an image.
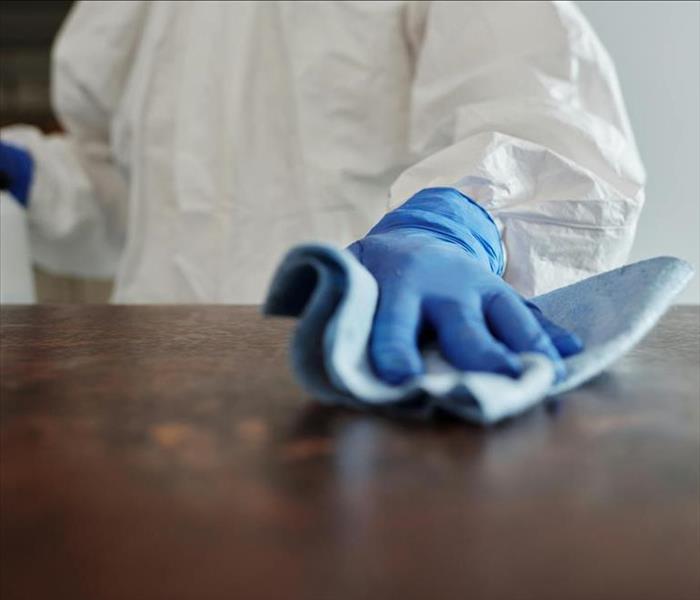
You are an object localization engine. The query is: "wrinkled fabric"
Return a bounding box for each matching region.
[1,1,643,301]
[264,244,692,425]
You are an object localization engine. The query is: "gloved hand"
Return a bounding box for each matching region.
[348,188,583,385]
[0,140,34,207]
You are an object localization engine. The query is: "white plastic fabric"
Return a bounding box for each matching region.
[0,193,36,303]
[1,1,645,302]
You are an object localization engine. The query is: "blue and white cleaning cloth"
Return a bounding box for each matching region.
[263,244,693,425]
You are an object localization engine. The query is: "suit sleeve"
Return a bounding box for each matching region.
[394,0,645,296]
[1,1,148,278]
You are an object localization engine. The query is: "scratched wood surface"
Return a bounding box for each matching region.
[1,305,698,600]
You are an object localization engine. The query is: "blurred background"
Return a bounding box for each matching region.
[1,0,698,303]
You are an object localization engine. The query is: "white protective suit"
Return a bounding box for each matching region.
[1,0,645,303]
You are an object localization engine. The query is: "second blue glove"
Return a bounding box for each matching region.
[0,140,34,207]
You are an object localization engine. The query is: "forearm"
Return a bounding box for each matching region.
[1,125,126,278]
[396,1,645,296]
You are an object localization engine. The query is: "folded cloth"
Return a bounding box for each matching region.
[263,245,693,425]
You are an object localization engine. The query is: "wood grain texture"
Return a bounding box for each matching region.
[1,305,699,600]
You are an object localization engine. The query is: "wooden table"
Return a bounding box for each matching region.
[1,305,698,600]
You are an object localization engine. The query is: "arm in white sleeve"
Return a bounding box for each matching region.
[394,0,646,296]
[1,1,147,278]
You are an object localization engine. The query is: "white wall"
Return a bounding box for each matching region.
[577,1,700,303]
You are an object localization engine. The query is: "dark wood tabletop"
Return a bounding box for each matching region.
[1,305,698,600]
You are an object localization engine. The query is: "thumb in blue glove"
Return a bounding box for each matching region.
[348,188,583,385]
[0,140,34,207]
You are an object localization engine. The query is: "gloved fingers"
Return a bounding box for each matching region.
[524,301,584,358]
[425,299,523,377]
[369,287,423,385]
[485,292,566,379]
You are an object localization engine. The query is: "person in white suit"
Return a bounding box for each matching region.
[0,1,644,382]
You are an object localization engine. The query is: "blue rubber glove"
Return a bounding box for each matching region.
[348,188,583,385]
[0,140,34,207]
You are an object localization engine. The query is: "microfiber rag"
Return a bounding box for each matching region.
[263,245,693,425]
